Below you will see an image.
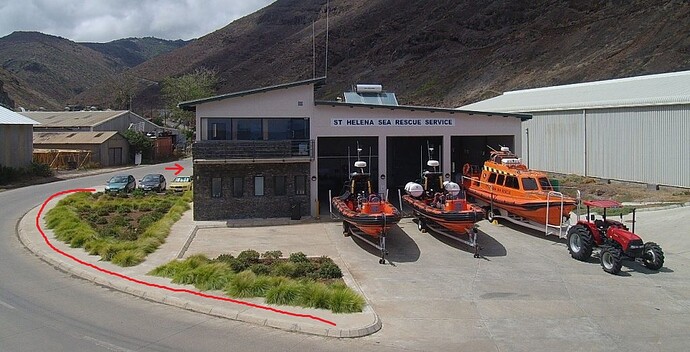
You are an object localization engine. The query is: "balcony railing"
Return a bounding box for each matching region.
[193,139,314,160]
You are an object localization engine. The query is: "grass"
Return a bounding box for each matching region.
[149,251,365,313]
[45,190,192,267]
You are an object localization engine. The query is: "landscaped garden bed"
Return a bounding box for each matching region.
[45,190,192,266]
[150,250,366,313]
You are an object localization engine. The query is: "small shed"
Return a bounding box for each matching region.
[33,131,130,167]
[1,105,38,169]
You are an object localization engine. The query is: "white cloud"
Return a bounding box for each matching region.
[0,0,275,42]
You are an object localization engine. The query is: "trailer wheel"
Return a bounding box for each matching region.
[600,245,623,274]
[642,242,664,270]
[417,219,427,233]
[342,221,350,236]
[486,208,499,223]
[567,224,594,261]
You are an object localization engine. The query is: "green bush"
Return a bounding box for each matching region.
[270,261,297,277]
[289,252,309,263]
[299,282,331,309]
[265,282,301,306]
[214,254,234,263]
[237,249,260,263]
[327,285,365,313]
[262,250,283,260]
[249,263,271,276]
[225,270,258,298]
[30,162,54,177]
[111,249,145,267]
[292,261,316,278]
[317,262,343,279]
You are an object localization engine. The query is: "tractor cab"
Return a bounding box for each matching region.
[583,200,629,234]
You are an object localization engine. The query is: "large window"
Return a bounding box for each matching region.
[274,176,287,196]
[207,119,232,140]
[232,177,244,197]
[505,175,519,189]
[295,175,307,195]
[236,119,262,140]
[522,178,539,191]
[254,176,264,196]
[211,178,222,198]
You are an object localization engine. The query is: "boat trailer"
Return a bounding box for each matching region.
[413,213,481,258]
[330,189,390,264]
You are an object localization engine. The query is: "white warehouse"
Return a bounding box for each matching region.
[460,70,690,188]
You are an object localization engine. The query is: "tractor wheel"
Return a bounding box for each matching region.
[600,246,623,275]
[566,224,594,261]
[417,218,427,233]
[642,242,664,270]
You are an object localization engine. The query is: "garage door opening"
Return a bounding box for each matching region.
[386,136,443,197]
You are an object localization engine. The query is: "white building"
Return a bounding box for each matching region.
[0,105,39,169]
[460,71,690,188]
[180,78,528,220]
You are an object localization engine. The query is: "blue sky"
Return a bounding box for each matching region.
[0,0,275,42]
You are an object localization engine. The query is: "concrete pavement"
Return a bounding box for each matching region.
[18,190,690,350]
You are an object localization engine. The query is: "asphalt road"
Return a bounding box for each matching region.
[0,160,391,352]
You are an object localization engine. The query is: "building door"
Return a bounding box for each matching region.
[109,147,123,166]
[317,137,378,215]
[386,136,443,196]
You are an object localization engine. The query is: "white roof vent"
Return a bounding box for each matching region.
[356,84,383,93]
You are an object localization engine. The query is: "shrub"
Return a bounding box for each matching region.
[249,263,271,276]
[116,204,132,214]
[300,281,331,309]
[265,282,301,306]
[225,270,258,298]
[237,249,260,263]
[292,261,316,278]
[192,262,233,291]
[327,286,365,313]
[111,249,145,267]
[270,261,297,277]
[132,188,145,197]
[149,260,186,277]
[96,208,110,217]
[214,254,235,264]
[262,250,283,260]
[317,262,343,279]
[289,252,309,263]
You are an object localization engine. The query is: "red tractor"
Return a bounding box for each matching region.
[566,200,664,275]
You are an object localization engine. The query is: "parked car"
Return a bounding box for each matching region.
[105,175,136,193]
[169,175,193,192]
[138,174,167,192]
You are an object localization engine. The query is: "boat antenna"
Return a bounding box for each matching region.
[347,146,351,175]
[427,141,437,171]
[486,145,497,152]
[356,141,364,173]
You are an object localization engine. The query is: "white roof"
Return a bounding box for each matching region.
[0,106,39,125]
[460,70,690,113]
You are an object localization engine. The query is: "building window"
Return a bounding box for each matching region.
[295,175,307,195]
[254,176,264,196]
[274,176,287,196]
[206,118,232,140]
[236,119,262,140]
[211,178,222,198]
[232,177,244,197]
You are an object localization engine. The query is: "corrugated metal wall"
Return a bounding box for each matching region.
[586,105,690,188]
[521,111,584,175]
[522,105,690,188]
[0,125,33,168]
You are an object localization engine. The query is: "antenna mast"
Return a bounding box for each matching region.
[312,20,316,79]
[325,0,329,78]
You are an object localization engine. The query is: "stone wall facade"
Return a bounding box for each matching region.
[193,162,311,220]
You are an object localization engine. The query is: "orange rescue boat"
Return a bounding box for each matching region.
[462,147,578,237]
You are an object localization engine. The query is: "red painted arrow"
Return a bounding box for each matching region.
[165,163,184,175]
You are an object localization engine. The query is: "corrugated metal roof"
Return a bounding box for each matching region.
[21,110,128,127]
[0,106,40,125]
[33,131,119,144]
[459,70,690,113]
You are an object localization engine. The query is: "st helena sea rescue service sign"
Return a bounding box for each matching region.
[331,118,454,127]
